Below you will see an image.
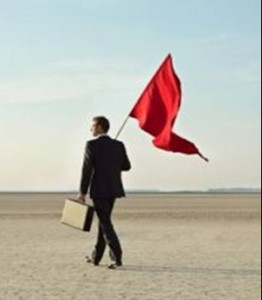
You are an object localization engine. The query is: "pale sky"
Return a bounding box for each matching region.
[0,0,261,191]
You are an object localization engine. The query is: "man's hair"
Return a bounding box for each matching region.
[93,116,110,133]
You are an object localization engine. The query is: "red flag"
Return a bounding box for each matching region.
[129,54,208,161]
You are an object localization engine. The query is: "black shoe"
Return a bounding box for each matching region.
[85,256,99,266]
[108,262,122,270]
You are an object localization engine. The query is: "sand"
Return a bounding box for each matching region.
[0,193,261,300]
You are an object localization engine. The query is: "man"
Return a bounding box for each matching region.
[77,116,131,269]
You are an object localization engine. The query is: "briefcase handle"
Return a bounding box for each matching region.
[68,198,94,208]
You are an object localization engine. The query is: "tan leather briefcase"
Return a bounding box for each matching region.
[61,198,94,232]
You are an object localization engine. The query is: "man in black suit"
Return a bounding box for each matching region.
[77,116,131,269]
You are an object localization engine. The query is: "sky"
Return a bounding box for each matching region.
[0,0,261,191]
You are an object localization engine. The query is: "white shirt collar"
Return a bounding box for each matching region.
[96,133,109,139]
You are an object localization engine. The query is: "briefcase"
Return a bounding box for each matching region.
[61,198,94,232]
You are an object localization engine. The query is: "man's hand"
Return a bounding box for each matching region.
[77,194,86,204]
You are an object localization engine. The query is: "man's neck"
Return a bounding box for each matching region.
[96,133,109,139]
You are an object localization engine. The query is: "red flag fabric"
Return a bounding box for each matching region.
[129,54,208,161]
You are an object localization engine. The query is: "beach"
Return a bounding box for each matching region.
[0,193,261,300]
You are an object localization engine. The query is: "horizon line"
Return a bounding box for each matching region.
[0,187,261,194]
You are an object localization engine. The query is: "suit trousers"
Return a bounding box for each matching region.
[91,197,122,264]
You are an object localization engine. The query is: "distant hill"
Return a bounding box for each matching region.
[207,188,261,194]
[127,188,261,194]
[0,188,260,194]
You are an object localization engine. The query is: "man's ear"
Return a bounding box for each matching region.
[97,125,101,132]
[98,125,105,133]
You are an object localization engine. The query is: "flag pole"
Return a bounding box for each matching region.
[198,152,209,163]
[115,115,130,140]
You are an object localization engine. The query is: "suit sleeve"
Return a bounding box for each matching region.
[80,141,94,195]
[121,143,131,171]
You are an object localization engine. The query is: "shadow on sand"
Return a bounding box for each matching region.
[119,265,261,277]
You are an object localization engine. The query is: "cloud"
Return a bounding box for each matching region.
[0,76,85,104]
[0,59,147,104]
[233,63,261,85]
[186,34,233,45]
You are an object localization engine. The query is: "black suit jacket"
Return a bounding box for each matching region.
[80,136,131,199]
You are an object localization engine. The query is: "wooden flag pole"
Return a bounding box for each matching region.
[115,115,130,140]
